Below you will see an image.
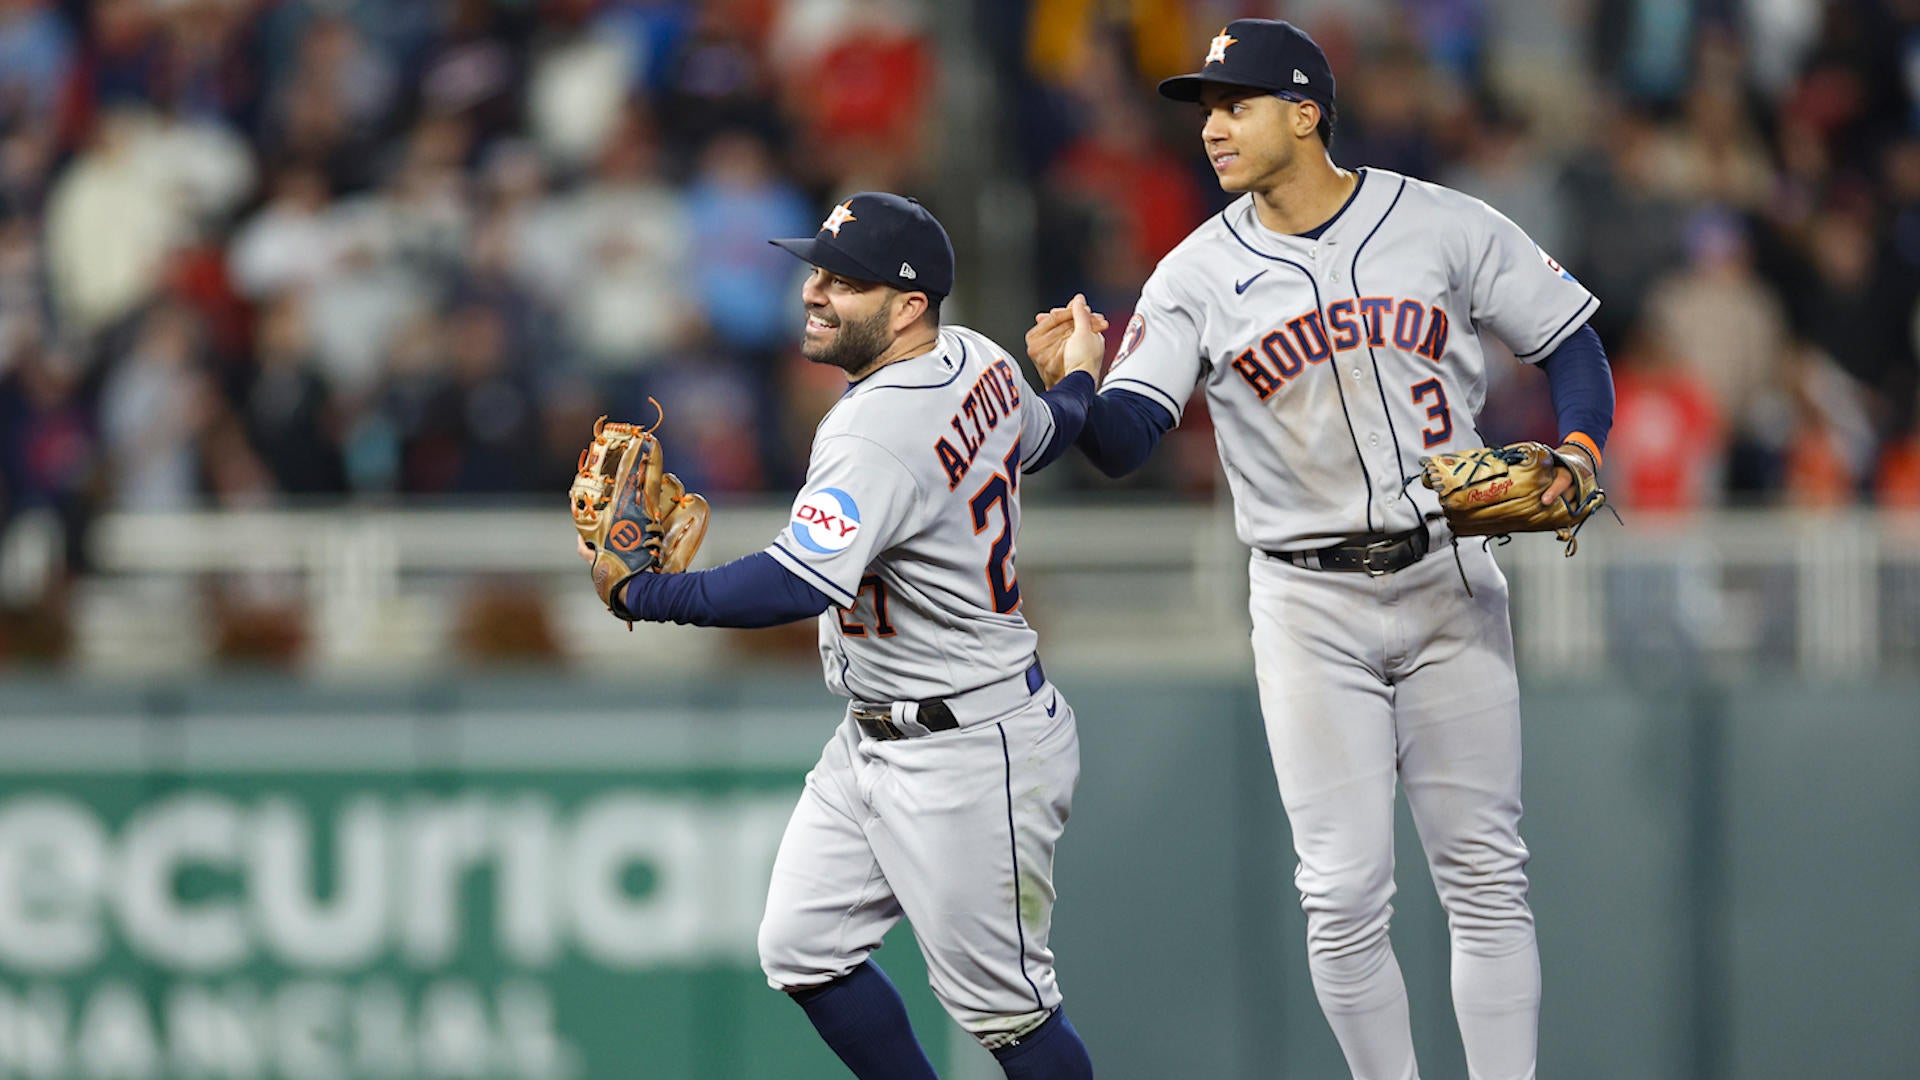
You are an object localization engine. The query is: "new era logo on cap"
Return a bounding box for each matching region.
[1293,68,1308,84]
[899,263,917,279]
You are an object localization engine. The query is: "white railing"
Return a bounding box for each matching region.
[20,505,1920,677]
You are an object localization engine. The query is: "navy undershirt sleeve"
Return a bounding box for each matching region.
[1537,323,1615,453]
[619,550,835,628]
[1075,388,1176,478]
[1027,370,1096,472]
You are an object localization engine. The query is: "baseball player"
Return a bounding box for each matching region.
[580,193,1104,1078]
[1026,21,1615,1080]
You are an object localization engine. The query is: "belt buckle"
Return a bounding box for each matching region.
[851,704,903,740]
[1361,537,1399,577]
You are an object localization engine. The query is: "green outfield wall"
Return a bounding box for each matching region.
[0,674,1912,1080]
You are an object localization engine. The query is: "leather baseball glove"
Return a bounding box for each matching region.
[570,407,709,622]
[1418,441,1607,556]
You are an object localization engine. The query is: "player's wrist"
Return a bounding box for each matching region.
[1559,433,1602,473]
[609,569,646,622]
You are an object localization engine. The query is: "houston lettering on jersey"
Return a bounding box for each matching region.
[936,358,1025,489]
[1230,298,1451,401]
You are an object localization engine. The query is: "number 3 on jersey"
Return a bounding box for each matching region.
[970,443,1022,613]
[1410,378,1453,447]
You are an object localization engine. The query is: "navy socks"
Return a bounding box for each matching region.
[792,964,1094,1079]
[992,1009,1095,1079]
[790,962,939,1080]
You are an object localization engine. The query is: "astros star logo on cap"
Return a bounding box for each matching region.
[821,201,857,236]
[1205,28,1236,65]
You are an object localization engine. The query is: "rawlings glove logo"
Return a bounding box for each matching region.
[1466,478,1515,504]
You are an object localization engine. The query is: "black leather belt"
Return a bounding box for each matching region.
[852,660,1046,741]
[1266,525,1430,576]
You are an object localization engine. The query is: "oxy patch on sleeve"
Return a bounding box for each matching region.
[789,487,863,554]
[1536,244,1577,283]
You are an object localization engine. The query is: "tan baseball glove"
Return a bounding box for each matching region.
[570,406,709,623]
[1418,441,1607,556]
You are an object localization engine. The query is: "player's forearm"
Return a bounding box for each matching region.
[1075,388,1175,478]
[621,550,834,628]
[1538,324,1614,464]
[1026,370,1097,472]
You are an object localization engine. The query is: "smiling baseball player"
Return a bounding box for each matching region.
[1026,20,1616,1080]
[579,192,1104,1078]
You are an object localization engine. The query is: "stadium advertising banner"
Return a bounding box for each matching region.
[0,708,945,1080]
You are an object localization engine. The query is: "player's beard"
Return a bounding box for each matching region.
[802,302,893,374]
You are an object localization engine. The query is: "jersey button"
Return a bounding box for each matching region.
[1351,367,1363,378]
[1368,433,1381,446]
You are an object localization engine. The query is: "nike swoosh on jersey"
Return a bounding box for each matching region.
[1235,270,1268,294]
[1045,693,1058,717]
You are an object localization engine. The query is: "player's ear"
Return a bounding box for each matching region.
[1294,99,1321,141]
[890,289,929,334]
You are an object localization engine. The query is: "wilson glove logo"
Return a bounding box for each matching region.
[609,520,645,551]
[791,488,862,554]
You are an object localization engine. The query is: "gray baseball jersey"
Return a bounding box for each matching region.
[766,325,1058,703]
[756,323,1080,1049]
[1105,167,1597,550]
[1105,165,1597,1078]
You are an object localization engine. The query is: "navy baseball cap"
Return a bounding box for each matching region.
[1158,20,1334,112]
[770,192,955,299]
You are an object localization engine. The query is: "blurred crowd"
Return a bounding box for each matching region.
[4,0,1920,598]
[0,0,936,581]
